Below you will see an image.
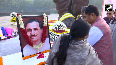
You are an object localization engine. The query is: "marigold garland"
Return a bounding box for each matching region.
[20,28,33,47]
[17,13,48,60]
[37,49,50,59]
[59,13,75,22]
[33,13,48,53]
[23,54,37,60]
[17,14,24,29]
[18,13,48,47]
[22,49,50,60]
[37,52,44,59]
[0,57,3,65]
[41,26,47,43]
[41,49,50,54]
[37,61,47,65]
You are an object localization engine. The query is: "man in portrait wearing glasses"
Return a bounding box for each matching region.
[83,5,113,65]
[103,11,114,25]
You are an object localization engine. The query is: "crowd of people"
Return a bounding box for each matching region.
[45,5,116,65]
[1,0,116,65]
[10,1,115,64]
[17,4,115,65]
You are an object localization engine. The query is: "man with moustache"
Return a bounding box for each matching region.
[83,5,113,65]
[23,18,50,57]
[103,11,114,25]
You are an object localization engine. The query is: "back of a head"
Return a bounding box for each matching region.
[55,19,91,65]
[85,5,99,16]
[81,6,88,13]
[70,19,91,39]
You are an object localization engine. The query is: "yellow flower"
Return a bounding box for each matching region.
[11,17,17,22]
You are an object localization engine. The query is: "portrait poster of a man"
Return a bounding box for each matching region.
[19,15,50,57]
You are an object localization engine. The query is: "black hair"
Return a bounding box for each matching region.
[70,19,91,38]
[53,19,91,65]
[81,6,87,13]
[113,10,115,14]
[85,5,99,16]
[24,18,43,29]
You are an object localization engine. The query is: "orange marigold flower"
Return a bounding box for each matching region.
[38,62,46,65]
[0,57,3,65]
[23,57,25,60]
[35,54,37,56]
[31,54,34,57]
[25,56,29,59]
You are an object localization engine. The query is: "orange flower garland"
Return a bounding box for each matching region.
[20,28,33,47]
[41,26,47,43]
[37,49,50,59]
[0,57,3,65]
[22,49,50,60]
[41,49,50,54]
[23,54,37,60]
[37,50,50,65]
[18,13,49,60]
[37,61,47,65]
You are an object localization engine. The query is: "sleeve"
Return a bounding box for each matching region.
[46,35,63,65]
[103,17,106,20]
[87,26,103,46]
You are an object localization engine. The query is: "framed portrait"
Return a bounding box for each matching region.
[17,15,50,58]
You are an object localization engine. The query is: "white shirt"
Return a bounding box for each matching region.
[23,38,50,57]
[87,26,103,46]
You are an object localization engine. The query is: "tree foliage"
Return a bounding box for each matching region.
[0,0,103,15]
[89,0,103,15]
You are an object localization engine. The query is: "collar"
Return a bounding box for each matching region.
[92,16,101,26]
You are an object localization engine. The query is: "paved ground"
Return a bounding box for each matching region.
[0,16,17,30]
[0,14,59,57]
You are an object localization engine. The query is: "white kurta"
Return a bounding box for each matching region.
[87,26,103,46]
